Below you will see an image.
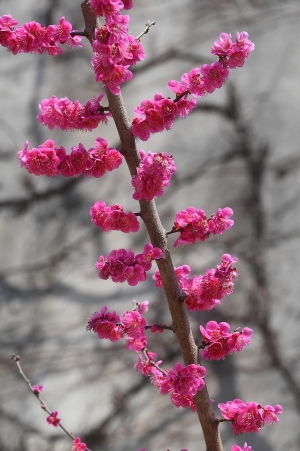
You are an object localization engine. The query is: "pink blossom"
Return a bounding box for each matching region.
[200,321,231,342]
[218,399,282,434]
[183,254,237,311]
[171,206,233,247]
[232,444,253,451]
[85,137,122,178]
[72,437,87,451]
[135,243,163,270]
[17,140,61,177]
[200,62,229,93]
[131,94,179,141]
[163,254,238,312]
[173,207,209,246]
[132,151,176,201]
[18,138,122,179]
[59,145,89,177]
[208,207,234,234]
[122,311,146,338]
[47,17,72,44]
[46,411,60,427]
[32,384,43,394]
[135,354,158,376]
[150,324,165,335]
[86,306,123,342]
[95,244,162,286]
[159,363,206,410]
[0,15,82,55]
[136,301,149,314]
[200,321,252,360]
[211,31,255,68]
[90,201,140,233]
[37,94,111,131]
[126,333,147,352]
[153,265,191,290]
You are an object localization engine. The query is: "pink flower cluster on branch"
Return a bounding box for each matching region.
[171,206,234,247]
[131,32,254,141]
[46,411,60,427]
[218,399,283,434]
[0,15,82,55]
[37,94,111,132]
[199,321,253,360]
[132,150,176,201]
[95,243,163,286]
[90,0,145,94]
[90,201,140,233]
[17,137,122,178]
[153,254,238,311]
[132,92,196,141]
[87,302,149,351]
[232,444,254,451]
[72,437,87,451]
[136,355,206,411]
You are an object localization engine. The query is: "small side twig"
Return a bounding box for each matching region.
[11,355,93,451]
[136,20,156,40]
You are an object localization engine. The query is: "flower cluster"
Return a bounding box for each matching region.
[32,384,43,394]
[136,357,206,411]
[72,437,87,451]
[90,0,144,94]
[87,303,148,352]
[46,411,60,427]
[90,201,140,233]
[0,15,82,55]
[199,321,253,360]
[132,32,254,141]
[95,243,163,286]
[37,94,111,132]
[153,254,238,311]
[17,137,122,178]
[131,92,196,141]
[172,206,234,247]
[218,399,283,434]
[232,444,254,451]
[132,151,176,201]
[211,32,255,69]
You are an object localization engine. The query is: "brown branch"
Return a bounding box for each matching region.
[80,3,223,450]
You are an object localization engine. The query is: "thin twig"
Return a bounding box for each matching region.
[11,355,93,451]
[136,20,156,40]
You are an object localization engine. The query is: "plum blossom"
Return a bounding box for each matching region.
[154,254,238,312]
[199,321,253,360]
[90,201,140,233]
[211,31,255,68]
[32,384,43,394]
[133,32,253,141]
[218,399,282,434]
[90,1,145,93]
[46,411,60,427]
[72,437,87,451]
[17,138,122,178]
[37,94,111,131]
[0,15,82,55]
[95,244,162,286]
[87,306,123,342]
[232,444,253,451]
[158,363,206,411]
[132,151,176,201]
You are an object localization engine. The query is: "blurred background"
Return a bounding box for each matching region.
[1,0,300,450]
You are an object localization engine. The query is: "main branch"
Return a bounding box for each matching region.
[81,3,223,450]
